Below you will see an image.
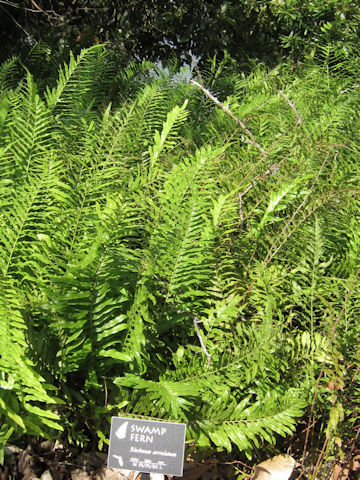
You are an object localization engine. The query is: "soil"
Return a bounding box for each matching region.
[2,440,360,480]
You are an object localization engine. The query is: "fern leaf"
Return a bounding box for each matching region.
[148,100,188,168]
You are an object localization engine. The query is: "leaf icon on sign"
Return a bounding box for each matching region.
[115,421,128,440]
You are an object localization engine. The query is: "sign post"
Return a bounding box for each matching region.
[107,417,187,477]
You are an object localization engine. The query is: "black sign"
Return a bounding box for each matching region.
[107,417,187,476]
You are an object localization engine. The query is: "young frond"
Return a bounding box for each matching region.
[45,46,111,123]
[5,73,54,177]
[148,100,189,168]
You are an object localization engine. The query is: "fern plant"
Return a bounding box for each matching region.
[0,46,359,463]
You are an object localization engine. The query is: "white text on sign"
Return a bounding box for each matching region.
[130,424,167,444]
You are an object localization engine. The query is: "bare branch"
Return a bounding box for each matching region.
[240,162,281,198]
[30,0,62,20]
[239,192,244,224]
[0,0,61,21]
[279,89,302,126]
[190,55,204,87]
[0,4,30,35]
[193,316,212,369]
[0,0,38,12]
[191,80,268,157]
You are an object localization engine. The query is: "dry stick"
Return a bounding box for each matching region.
[191,56,205,87]
[0,0,39,11]
[279,90,302,126]
[279,89,315,154]
[240,162,281,197]
[0,0,61,19]
[191,80,268,157]
[193,316,212,369]
[104,379,108,408]
[30,0,61,20]
[300,267,360,471]
[221,116,301,185]
[351,364,360,383]
[191,78,278,222]
[312,436,331,480]
[239,192,244,224]
[0,4,30,35]
[219,460,254,470]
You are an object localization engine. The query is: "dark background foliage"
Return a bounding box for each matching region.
[1,0,359,67]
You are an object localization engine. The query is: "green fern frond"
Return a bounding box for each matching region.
[148,100,189,168]
[45,46,111,123]
[0,158,67,280]
[115,375,197,421]
[148,146,226,310]
[129,82,170,150]
[5,72,54,177]
[0,47,359,455]
[203,390,305,458]
[0,279,63,436]
[0,57,20,94]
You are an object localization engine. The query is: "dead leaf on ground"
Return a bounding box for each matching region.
[96,467,132,480]
[253,455,297,480]
[71,468,91,480]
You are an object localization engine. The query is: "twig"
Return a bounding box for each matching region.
[190,55,204,87]
[104,379,108,407]
[242,152,332,299]
[312,435,330,479]
[0,0,39,12]
[279,90,302,126]
[30,0,61,20]
[240,162,280,197]
[351,364,360,383]
[193,316,212,369]
[0,0,61,20]
[0,4,30,35]
[219,460,254,469]
[191,80,268,157]
[239,193,244,224]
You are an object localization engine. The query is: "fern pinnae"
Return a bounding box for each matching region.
[0,278,63,436]
[174,337,272,385]
[148,100,189,169]
[45,46,111,127]
[0,57,21,94]
[4,73,54,179]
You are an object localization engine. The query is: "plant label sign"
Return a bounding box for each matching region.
[107,417,187,476]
